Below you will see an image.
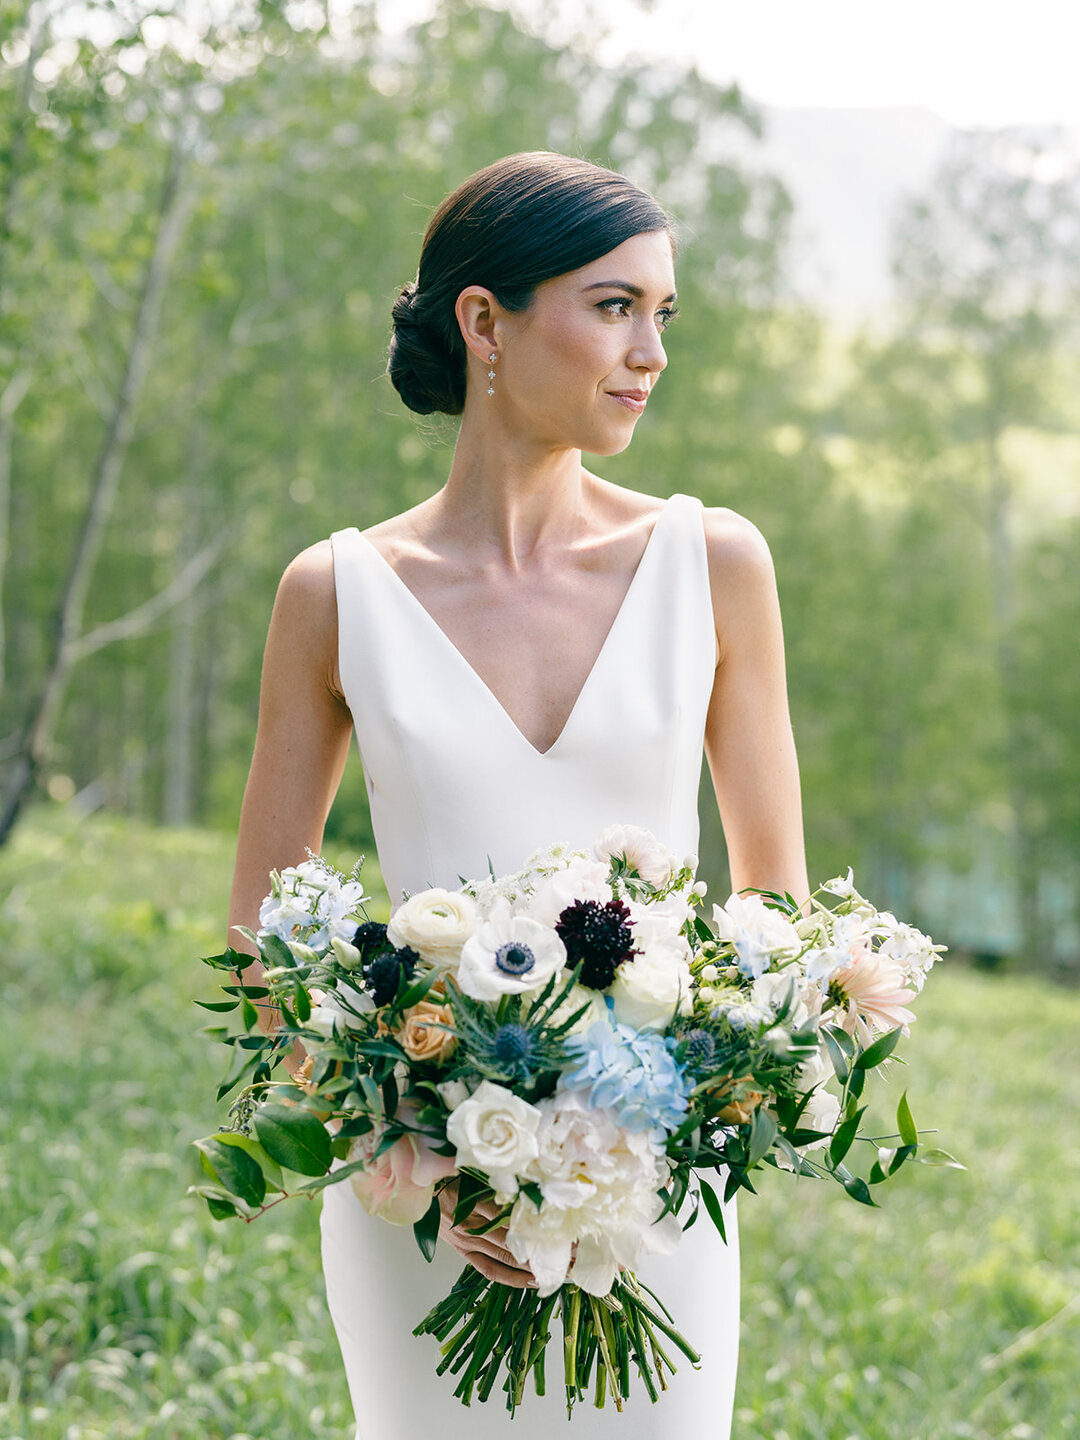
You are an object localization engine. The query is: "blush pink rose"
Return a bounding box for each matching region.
[347,1123,456,1225]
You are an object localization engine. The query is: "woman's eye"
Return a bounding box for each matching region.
[656,306,680,331]
[597,297,633,317]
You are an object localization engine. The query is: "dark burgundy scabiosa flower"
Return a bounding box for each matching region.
[353,920,390,967]
[364,945,419,1006]
[555,898,636,991]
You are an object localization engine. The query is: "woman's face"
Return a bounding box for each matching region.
[495,229,677,456]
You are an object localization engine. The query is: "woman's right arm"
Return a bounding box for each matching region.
[227,541,355,1049]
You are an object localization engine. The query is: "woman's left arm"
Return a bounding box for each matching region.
[702,507,809,905]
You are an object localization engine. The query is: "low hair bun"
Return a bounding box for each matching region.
[387,280,466,416]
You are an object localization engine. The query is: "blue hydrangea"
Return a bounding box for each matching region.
[559,1013,691,1136]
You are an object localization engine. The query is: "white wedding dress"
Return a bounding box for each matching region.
[321,493,739,1438]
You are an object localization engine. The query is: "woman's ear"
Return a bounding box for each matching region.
[455,286,502,363]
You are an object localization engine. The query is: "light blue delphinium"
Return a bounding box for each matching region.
[559,1011,690,1137]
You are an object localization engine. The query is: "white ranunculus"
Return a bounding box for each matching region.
[386,887,479,967]
[456,902,567,1000]
[525,858,611,928]
[445,1080,541,1198]
[593,824,677,886]
[712,892,803,979]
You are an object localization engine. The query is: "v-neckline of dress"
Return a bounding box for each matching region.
[357,495,679,758]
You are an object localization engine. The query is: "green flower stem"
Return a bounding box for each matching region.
[563,1287,582,1415]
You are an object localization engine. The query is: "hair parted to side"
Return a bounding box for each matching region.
[387,152,672,416]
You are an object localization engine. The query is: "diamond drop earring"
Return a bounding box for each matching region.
[487,352,497,397]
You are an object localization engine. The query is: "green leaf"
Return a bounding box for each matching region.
[211,1132,284,1192]
[828,1106,865,1169]
[260,933,296,969]
[194,1137,266,1208]
[747,1108,778,1167]
[854,1027,902,1070]
[915,1148,966,1169]
[294,985,312,1023]
[413,1194,442,1262]
[822,1027,850,1083]
[188,1183,243,1220]
[842,1175,878,1207]
[693,915,713,943]
[194,998,239,1012]
[240,997,260,1030]
[253,1101,332,1176]
[698,1177,727,1241]
[896,1090,919,1148]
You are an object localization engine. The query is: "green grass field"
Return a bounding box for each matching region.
[1,810,1076,1440]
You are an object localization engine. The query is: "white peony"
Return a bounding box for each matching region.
[445,1080,541,1199]
[712,892,803,979]
[507,1093,681,1296]
[456,902,567,1000]
[593,824,678,886]
[386,887,479,968]
[750,970,820,1030]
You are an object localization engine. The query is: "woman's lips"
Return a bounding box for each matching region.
[607,390,649,414]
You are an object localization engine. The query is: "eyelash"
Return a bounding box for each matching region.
[596,297,680,330]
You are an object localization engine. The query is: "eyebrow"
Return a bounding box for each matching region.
[582,280,678,303]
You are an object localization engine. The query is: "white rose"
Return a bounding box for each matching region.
[609,945,693,1030]
[593,824,677,886]
[456,903,567,1000]
[445,1080,541,1198]
[386,887,479,967]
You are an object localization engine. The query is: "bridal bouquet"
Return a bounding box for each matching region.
[192,827,952,1416]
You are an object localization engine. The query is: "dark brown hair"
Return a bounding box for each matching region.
[387,152,672,416]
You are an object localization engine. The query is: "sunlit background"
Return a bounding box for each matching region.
[2,4,1078,1437]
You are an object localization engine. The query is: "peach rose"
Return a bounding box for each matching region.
[348,1122,456,1225]
[714,1075,765,1126]
[398,999,457,1065]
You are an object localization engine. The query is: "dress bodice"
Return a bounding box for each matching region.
[330,493,715,903]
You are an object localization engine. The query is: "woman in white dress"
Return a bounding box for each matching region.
[228,152,808,1438]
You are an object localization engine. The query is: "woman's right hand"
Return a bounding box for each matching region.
[437,1181,537,1289]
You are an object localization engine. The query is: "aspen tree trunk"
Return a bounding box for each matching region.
[0,134,192,846]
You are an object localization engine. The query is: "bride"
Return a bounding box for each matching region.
[228,152,808,1438]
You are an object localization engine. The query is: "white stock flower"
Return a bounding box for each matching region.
[712,892,803,979]
[456,903,567,1000]
[876,916,945,991]
[386,888,479,968]
[593,824,677,886]
[445,1080,541,1199]
[803,911,877,986]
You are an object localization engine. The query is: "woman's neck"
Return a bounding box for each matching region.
[433,414,590,566]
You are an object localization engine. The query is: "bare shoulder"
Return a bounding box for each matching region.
[268,539,342,695]
[701,506,775,584]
